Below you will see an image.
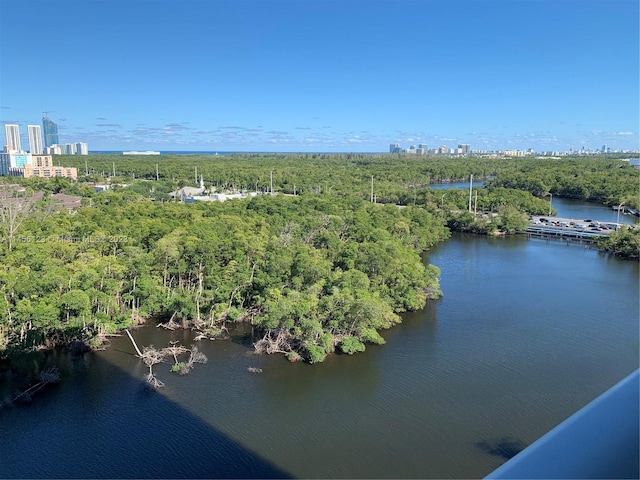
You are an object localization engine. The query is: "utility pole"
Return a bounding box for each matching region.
[371,175,374,203]
[112,162,115,177]
[617,202,624,227]
[156,164,159,181]
[468,174,473,212]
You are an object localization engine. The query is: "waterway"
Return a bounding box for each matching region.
[1,198,638,478]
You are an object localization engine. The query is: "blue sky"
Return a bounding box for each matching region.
[1,0,638,152]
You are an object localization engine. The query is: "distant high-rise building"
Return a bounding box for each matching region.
[42,117,59,148]
[0,154,9,176]
[389,143,401,153]
[458,144,470,154]
[74,142,88,155]
[4,124,21,151]
[28,125,43,154]
[62,143,76,155]
[45,145,62,155]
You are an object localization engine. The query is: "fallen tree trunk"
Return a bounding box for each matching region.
[11,367,60,404]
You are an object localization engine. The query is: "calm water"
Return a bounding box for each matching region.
[429,180,485,190]
[1,199,638,478]
[552,198,639,225]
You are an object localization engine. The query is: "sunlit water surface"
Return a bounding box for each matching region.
[1,198,638,478]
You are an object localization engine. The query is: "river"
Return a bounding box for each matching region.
[0,198,638,478]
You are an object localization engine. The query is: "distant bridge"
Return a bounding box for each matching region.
[524,225,610,241]
[522,216,620,242]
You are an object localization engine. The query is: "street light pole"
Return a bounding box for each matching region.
[549,193,553,216]
[371,176,374,203]
[617,203,624,227]
[441,193,446,209]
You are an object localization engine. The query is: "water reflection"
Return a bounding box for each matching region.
[477,437,528,460]
[0,345,292,479]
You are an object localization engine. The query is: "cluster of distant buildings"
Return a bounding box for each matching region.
[169,177,261,203]
[1,117,79,179]
[390,142,638,157]
[4,118,88,156]
[390,143,471,155]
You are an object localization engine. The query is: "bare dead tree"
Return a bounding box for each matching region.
[187,345,208,366]
[0,188,37,251]
[125,330,208,387]
[161,342,189,365]
[10,367,60,404]
[253,328,295,355]
[146,371,165,388]
[303,214,331,245]
[177,345,208,375]
[157,311,180,330]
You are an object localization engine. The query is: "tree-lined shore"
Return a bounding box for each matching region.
[0,191,450,364]
[0,154,638,367]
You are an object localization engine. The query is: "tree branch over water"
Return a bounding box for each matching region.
[125,330,208,387]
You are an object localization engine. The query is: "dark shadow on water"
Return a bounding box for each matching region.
[0,349,292,479]
[477,436,528,460]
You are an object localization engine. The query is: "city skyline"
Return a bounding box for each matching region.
[3,121,87,156]
[1,0,638,153]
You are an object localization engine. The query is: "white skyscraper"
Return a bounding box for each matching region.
[74,142,88,155]
[28,125,43,154]
[4,124,21,151]
[62,143,76,155]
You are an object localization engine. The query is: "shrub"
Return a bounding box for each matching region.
[339,336,366,355]
[358,327,386,345]
[305,344,328,364]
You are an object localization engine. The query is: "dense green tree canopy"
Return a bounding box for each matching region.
[1,153,637,363]
[0,190,450,362]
